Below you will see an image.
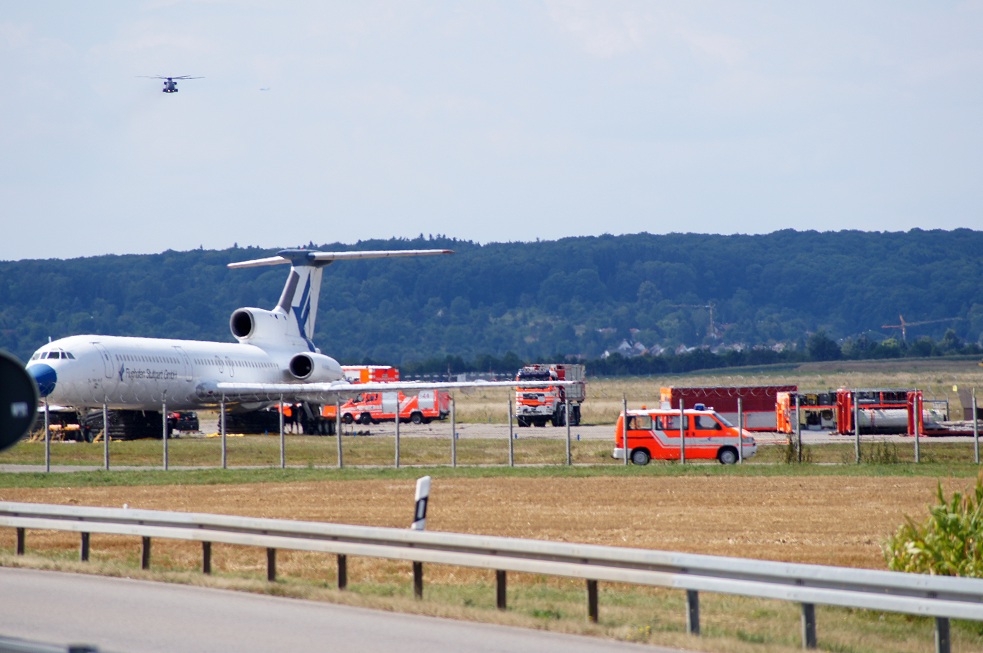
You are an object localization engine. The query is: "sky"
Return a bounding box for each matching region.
[1,1,981,261]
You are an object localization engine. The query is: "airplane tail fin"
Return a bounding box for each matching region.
[229,248,452,350]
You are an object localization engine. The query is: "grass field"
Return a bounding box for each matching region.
[2,359,983,652]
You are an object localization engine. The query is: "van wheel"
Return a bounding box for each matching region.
[517,417,530,428]
[717,447,739,465]
[410,412,423,425]
[359,413,372,425]
[630,449,651,466]
[341,414,354,425]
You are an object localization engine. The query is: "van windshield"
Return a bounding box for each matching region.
[715,414,734,427]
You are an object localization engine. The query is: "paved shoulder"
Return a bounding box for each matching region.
[0,567,686,653]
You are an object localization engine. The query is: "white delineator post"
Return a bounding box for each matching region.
[411,476,431,531]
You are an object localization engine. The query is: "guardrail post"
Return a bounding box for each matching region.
[141,537,151,570]
[80,532,90,562]
[801,602,817,649]
[16,527,24,555]
[202,542,212,575]
[686,589,700,635]
[337,554,348,590]
[496,570,507,610]
[935,617,950,653]
[413,561,423,599]
[267,548,277,582]
[586,579,599,623]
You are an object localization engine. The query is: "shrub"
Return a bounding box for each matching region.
[883,473,983,576]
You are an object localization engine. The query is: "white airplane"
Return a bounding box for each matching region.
[26,248,542,430]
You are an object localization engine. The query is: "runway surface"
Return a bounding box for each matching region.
[0,567,686,653]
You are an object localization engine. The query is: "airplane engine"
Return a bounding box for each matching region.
[230,308,297,346]
[288,352,344,382]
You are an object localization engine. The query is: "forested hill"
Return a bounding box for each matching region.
[2,229,981,368]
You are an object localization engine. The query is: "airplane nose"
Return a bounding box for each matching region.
[27,364,57,397]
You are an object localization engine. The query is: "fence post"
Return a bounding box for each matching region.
[16,527,25,555]
[679,400,686,465]
[44,399,50,474]
[162,401,168,471]
[686,589,700,635]
[103,403,110,470]
[565,399,572,466]
[974,388,979,465]
[141,537,151,570]
[795,394,802,463]
[220,395,228,470]
[336,399,343,469]
[737,396,745,463]
[587,579,599,623]
[496,570,507,610]
[450,396,457,468]
[914,394,921,464]
[395,400,401,469]
[508,398,514,467]
[622,396,629,466]
[202,542,212,574]
[279,395,286,470]
[80,532,90,562]
[853,391,861,464]
[801,602,817,649]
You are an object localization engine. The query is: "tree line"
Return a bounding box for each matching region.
[1,229,981,374]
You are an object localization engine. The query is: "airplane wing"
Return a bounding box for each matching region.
[206,379,567,403]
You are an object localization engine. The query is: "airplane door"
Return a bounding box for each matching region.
[226,357,235,378]
[173,346,192,383]
[92,343,114,379]
[382,392,398,414]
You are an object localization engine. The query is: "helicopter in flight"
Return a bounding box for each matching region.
[140,75,203,93]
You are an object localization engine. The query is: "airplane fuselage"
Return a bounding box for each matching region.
[27,334,342,411]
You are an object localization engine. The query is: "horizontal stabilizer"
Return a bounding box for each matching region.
[229,249,454,269]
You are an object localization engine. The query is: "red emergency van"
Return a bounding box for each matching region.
[613,404,757,465]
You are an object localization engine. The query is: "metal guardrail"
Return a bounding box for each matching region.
[1,501,981,652]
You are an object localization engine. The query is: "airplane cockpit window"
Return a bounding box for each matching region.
[39,351,72,359]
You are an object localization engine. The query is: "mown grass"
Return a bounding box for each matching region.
[3,432,983,479]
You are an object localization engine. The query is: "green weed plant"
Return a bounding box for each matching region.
[884,472,983,576]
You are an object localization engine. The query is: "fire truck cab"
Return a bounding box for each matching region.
[613,405,757,465]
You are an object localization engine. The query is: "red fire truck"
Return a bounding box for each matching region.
[339,389,450,425]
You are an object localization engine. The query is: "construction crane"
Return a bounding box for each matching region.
[668,302,718,339]
[880,313,961,342]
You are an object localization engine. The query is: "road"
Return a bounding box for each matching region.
[0,567,684,653]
